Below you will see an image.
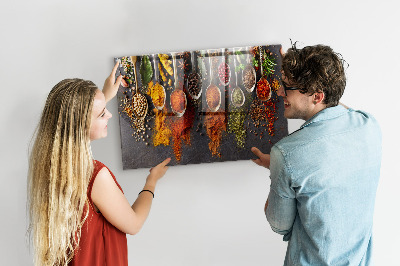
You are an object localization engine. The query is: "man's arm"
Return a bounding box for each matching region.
[265,146,297,239]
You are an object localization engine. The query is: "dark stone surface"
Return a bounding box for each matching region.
[115,45,288,169]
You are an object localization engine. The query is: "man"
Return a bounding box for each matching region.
[252,44,381,265]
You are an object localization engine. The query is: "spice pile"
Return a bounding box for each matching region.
[148,81,165,109]
[205,113,227,157]
[243,65,255,91]
[206,85,220,111]
[218,62,230,85]
[170,100,195,161]
[120,93,150,143]
[248,97,279,137]
[132,93,148,118]
[231,87,244,107]
[256,78,271,101]
[152,108,171,147]
[171,89,186,114]
[227,110,247,149]
[187,72,202,97]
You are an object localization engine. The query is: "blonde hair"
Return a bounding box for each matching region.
[28,79,98,265]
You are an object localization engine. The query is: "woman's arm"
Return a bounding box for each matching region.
[91,158,170,235]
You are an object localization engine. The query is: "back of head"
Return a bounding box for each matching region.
[28,79,98,266]
[282,43,347,107]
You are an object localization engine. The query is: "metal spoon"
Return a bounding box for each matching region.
[170,52,187,117]
[256,46,272,101]
[150,53,166,110]
[205,49,221,112]
[231,48,245,108]
[242,47,256,93]
[131,56,148,119]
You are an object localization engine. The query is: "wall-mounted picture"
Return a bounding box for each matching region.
[115,45,288,169]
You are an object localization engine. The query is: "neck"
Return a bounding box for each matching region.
[305,104,327,121]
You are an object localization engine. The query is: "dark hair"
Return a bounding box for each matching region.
[282,42,348,107]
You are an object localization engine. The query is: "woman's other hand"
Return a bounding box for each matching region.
[103,60,123,103]
[146,158,171,186]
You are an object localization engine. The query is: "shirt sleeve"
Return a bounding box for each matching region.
[266,145,297,241]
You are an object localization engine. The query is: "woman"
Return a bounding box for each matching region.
[27,62,170,266]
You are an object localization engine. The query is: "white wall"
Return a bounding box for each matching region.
[1,0,399,265]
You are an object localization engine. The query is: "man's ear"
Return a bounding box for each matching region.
[313,92,325,104]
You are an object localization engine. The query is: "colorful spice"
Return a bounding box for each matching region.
[148,81,165,108]
[133,92,148,118]
[218,62,230,85]
[171,89,186,114]
[251,47,276,77]
[227,110,247,149]
[206,85,220,111]
[153,108,171,146]
[170,100,195,161]
[248,97,279,136]
[271,78,281,92]
[243,65,256,91]
[232,87,244,106]
[140,55,153,85]
[120,56,135,87]
[187,72,202,97]
[256,78,271,101]
[205,113,226,157]
[120,94,148,142]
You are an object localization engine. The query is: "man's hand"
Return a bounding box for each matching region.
[251,147,271,169]
[103,60,123,103]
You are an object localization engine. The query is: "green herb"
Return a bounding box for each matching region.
[232,88,244,105]
[227,110,247,149]
[235,64,245,72]
[140,55,153,85]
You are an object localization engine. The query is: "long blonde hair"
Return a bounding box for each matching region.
[28,79,98,265]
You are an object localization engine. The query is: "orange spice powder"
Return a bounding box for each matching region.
[204,112,226,157]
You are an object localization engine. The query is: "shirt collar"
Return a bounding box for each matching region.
[300,105,349,129]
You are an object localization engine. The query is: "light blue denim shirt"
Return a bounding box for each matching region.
[266,105,382,266]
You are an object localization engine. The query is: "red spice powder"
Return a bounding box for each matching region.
[206,85,220,111]
[204,112,226,157]
[249,97,278,137]
[169,97,195,161]
[257,78,271,101]
[171,89,186,114]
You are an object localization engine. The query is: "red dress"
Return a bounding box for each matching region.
[69,160,128,266]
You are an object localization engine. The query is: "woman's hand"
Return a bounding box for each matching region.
[146,158,171,186]
[103,60,123,103]
[251,147,271,169]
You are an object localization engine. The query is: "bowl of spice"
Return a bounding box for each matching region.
[256,78,272,101]
[242,64,256,92]
[218,62,231,86]
[170,89,187,117]
[187,72,202,100]
[149,82,166,110]
[206,84,221,112]
[231,87,245,108]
